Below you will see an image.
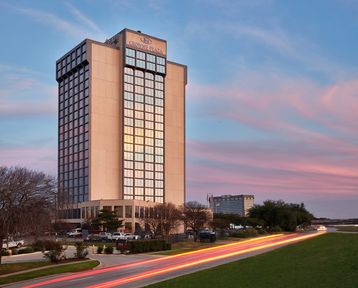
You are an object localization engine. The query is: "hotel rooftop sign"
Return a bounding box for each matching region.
[125,31,167,57]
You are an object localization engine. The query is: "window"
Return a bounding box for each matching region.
[146,54,156,63]
[124,169,133,177]
[147,62,156,71]
[157,65,165,74]
[136,59,145,69]
[136,51,145,60]
[114,206,123,218]
[126,48,135,57]
[125,206,132,218]
[126,57,135,66]
[145,72,154,80]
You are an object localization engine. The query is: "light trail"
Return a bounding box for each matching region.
[22,233,285,288]
[88,232,325,288]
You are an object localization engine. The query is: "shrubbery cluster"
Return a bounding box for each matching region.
[230,228,259,238]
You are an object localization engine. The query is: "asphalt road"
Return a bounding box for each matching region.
[5,232,324,288]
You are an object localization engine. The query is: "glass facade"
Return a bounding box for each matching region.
[57,42,89,212]
[123,48,166,203]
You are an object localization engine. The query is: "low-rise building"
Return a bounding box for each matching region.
[208,194,254,216]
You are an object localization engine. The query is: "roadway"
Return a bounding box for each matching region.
[6,232,324,288]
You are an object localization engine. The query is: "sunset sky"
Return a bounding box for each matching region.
[0,0,357,218]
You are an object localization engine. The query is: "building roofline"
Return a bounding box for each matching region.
[209,194,255,198]
[121,28,167,44]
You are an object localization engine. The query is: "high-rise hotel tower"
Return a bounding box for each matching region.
[56,29,186,232]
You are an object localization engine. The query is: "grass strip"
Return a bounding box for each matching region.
[336,226,358,232]
[0,261,52,276]
[0,260,99,285]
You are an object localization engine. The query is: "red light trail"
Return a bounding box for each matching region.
[21,232,324,288]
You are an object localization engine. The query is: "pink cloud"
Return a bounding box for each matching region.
[0,147,57,176]
[186,73,358,217]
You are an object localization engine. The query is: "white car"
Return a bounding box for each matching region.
[125,234,140,240]
[99,232,113,241]
[2,239,25,249]
[111,232,126,241]
[66,228,82,238]
[316,225,327,231]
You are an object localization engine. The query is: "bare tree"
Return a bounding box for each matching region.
[140,203,182,241]
[0,166,55,264]
[158,203,182,241]
[140,208,162,239]
[182,201,212,241]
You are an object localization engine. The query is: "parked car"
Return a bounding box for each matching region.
[143,234,154,240]
[66,228,82,238]
[99,232,113,241]
[199,230,216,242]
[313,225,327,232]
[124,233,140,240]
[111,232,126,241]
[2,239,25,249]
[84,234,102,242]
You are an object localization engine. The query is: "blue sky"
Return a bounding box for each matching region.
[0,0,357,218]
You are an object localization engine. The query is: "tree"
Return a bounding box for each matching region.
[0,166,55,264]
[91,209,123,232]
[159,203,182,241]
[140,209,162,239]
[140,203,182,241]
[182,201,212,241]
[210,217,230,230]
[249,200,314,232]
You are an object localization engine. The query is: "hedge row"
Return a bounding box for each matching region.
[230,228,259,238]
[127,240,171,253]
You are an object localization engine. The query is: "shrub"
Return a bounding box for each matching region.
[230,228,259,238]
[270,226,283,233]
[11,248,18,255]
[42,241,67,263]
[104,245,114,254]
[74,242,89,259]
[97,246,103,254]
[126,240,171,254]
[1,250,10,256]
[257,228,268,235]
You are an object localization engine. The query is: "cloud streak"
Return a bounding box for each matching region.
[0,64,57,118]
[0,146,57,175]
[186,72,358,215]
[8,3,105,39]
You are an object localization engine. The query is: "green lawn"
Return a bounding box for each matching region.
[336,226,358,232]
[147,233,358,288]
[0,261,52,275]
[0,260,99,285]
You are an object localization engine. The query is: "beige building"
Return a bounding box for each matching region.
[56,29,186,233]
[208,194,254,216]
